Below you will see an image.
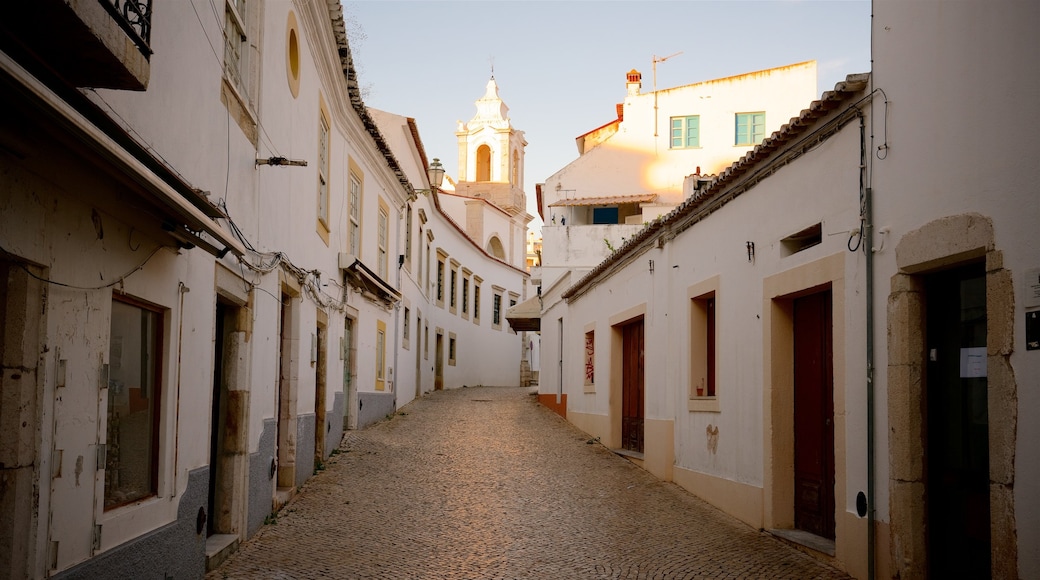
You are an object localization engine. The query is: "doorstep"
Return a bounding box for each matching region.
[769,528,836,556]
[205,534,239,572]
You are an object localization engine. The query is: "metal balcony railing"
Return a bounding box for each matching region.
[100,0,152,57]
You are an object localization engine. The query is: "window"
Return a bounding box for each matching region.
[584,330,595,387]
[405,205,413,269]
[670,115,700,148]
[377,202,389,280]
[461,271,471,319]
[735,112,765,146]
[424,322,429,360]
[425,240,432,297]
[476,144,491,181]
[492,292,503,329]
[448,333,457,366]
[473,281,482,324]
[508,293,519,333]
[688,277,720,412]
[285,12,301,98]
[348,172,361,254]
[512,149,519,186]
[449,262,458,313]
[106,297,163,510]
[436,256,445,306]
[224,0,248,94]
[375,320,386,390]
[222,0,258,141]
[403,307,411,349]
[317,108,330,238]
[417,225,423,286]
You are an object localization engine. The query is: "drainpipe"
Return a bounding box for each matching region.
[393,206,403,410]
[860,111,877,580]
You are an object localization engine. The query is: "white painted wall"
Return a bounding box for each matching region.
[368,109,528,403]
[541,62,819,210]
[871,1,1040,576]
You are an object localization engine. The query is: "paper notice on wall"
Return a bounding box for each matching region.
[960,347,987,378]
[1025,268,1040,308]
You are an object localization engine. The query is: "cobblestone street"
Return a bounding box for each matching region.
[209,387,851,579]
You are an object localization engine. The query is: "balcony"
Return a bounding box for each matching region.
[1,0,151,90]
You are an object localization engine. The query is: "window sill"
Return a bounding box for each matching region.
[688,397,720,413]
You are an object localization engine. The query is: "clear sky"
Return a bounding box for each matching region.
[345,1,871,231]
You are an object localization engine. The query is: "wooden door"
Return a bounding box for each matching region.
[793,291,835,539]
[435,333,444,390]
[621,319,645,453]
[925,265,990,578]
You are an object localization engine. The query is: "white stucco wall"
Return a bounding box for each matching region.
[540,61,819,210]
[871,1,1040,576]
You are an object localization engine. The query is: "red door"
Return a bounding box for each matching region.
[621,319,645,453]
[793,291,835,539]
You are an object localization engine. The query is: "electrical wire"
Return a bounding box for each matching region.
[0,242,167,290]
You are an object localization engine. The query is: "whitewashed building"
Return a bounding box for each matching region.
[537,62,818,294]
[0,1,525,578]
[368,107,529,406]
[539,1,1039,578]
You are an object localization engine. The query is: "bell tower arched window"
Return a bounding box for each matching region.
[512,149,519,186]
[476,145,491,182]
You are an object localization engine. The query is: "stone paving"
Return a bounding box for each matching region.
[209,386,851,579]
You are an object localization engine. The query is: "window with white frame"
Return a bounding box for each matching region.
[348,172,362,254]
[317,109,330,235]
[223,0,249,95]
[405,205,413,270]
[377,202,389,280]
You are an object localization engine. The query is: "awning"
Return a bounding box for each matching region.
[0,51,247,258]
[549,193,658,207]
[339,254,401,307]
[505,295,541,332]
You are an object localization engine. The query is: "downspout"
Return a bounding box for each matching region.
[866,3,878,576]
[393,206,403,410]
[861,113,877,580]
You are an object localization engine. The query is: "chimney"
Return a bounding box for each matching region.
[616,103,624,121]
[626,69,642,96]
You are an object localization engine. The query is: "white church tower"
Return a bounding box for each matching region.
[454,77,531,270]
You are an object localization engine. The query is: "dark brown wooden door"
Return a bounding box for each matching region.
[621,319,645,453]
[793,291,835,539]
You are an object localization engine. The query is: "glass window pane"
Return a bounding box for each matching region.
[106,300,160,509]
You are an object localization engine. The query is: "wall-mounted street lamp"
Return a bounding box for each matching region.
[411,158,445,200]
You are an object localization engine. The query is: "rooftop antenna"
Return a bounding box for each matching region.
[489,55,495,79]
[652,51,683,138]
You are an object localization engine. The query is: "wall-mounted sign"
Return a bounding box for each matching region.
[1027,311,1040,351]
[1024,268,1040,308]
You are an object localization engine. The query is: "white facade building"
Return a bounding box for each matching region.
[0,1,526,578]
[539,2,1040,578]
[537,62,818,292]
[368,108,528,404]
